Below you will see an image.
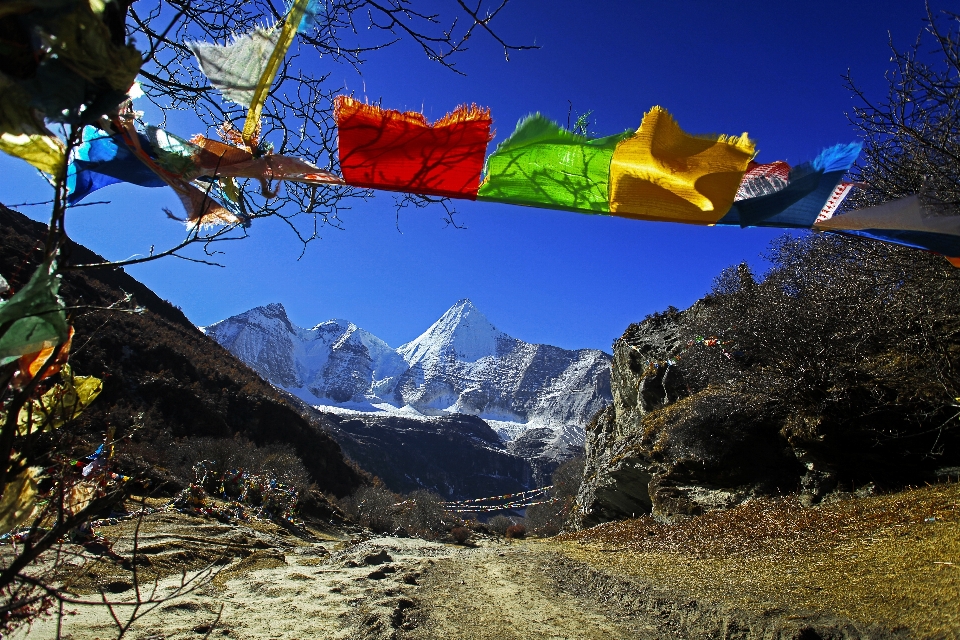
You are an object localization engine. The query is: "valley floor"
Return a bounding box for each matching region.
[14,482,960,639]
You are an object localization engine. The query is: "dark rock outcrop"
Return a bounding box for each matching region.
[576,266,960,526]
[576,308,808,525]
[323,412,533,499]
[505,425,583,486]
[0,206,366,497]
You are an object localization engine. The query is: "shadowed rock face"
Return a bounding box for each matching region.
[323,412,533,499]
[505,425,584,487]
[576,310,803,525]
[570,310,800,526]
[576,291,960,527]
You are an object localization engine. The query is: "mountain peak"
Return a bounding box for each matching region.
[437,298,487,327]
[261,302,288,318]
[205,298,612,448]
[451,298,477,311]
[398,299,507,365]
[236,302,296,335]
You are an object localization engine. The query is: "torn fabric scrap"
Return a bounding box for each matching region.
[813,195,960,261]
[608,106,755,224]
[815,195,960,236]
[719,143,862,228]
[16,0,142,125]
[477,114,631,213]
[336,96,492,198]
[736,161,790,200]
[288,0,323,33]
[190,135,342,185]
[18,366,104,435]
[0,468,40,535]
[0,74,65,176]
[0,130,65,177]
[17,326,74,385]
[188,27,280,107]
[111,116,240,226]
[242,0,312,144]
[67,128,166,204]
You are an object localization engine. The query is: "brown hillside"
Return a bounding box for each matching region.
[0,205,365,497]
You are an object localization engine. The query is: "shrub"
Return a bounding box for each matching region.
[505,524,526,539]
[526,457,586,536]
[340,485,399,533]
[395,490,446,537]
[487,515,514,536]
[450,526,471,544]
[168,436,310,492]
[525,503,560,537]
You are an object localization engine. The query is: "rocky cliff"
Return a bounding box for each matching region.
[575,237,960,527]
[324,412,533,499]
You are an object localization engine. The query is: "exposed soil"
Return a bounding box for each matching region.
[12,483,960,639]
[403,544,662,640]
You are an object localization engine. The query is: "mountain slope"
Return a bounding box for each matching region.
[325,413,533,498]
[0,206,366,497]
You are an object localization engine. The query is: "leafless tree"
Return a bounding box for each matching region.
[844,6,960,213]
[115,0,536,264]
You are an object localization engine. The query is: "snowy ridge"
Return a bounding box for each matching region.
[202,299,612,448]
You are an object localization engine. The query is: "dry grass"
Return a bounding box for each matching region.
[210,550,286,589]
[552,482,960,636]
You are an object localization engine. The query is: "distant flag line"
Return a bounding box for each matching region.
[4,0,960,264]
[445,486,557,513]
[390,486,557,512]
[442,485,553,506]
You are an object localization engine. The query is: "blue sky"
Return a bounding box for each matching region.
[1,0,938,352]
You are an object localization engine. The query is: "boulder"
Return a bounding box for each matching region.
[573,307,840,525]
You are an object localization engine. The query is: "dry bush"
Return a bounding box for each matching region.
[525,457,585,536]
[487,515,514,536]
[394,489,446,537]
[844,7,960,213]
[525,503,561,537]
[339,486,399,533]
[450,526,471,544]
[167,436,311,492]
[676,234,960,483]
[505,524,526,539]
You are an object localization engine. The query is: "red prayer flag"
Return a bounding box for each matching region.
[335,96,493,199]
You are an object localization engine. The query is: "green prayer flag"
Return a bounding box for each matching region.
[477,114,632,213]
[0,262,69,364]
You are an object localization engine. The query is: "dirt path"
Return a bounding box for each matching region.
[15,510,664,640]
[12,506,919,639]
[404,542,663,640]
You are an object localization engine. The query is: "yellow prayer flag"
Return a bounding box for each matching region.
[241,0,310,144]
[0,467,40,535]
[17,367,103,435]
[608,106,755,224]
[0,131,65,177]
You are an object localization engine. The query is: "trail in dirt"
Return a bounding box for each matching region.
[405,543,662,640]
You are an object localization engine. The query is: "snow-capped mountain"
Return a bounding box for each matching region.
[202,300,612,449]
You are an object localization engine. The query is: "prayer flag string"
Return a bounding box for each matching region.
[7,0,955,264]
